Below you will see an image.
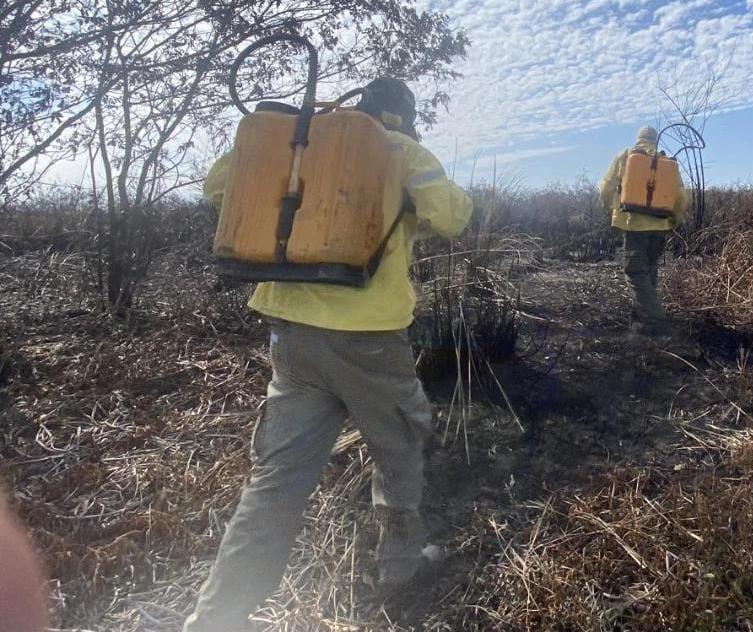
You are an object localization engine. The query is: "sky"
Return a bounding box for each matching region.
[415,0,753,188]
[37,0,753,194]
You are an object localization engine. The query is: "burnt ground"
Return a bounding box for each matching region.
[1,251,751,630]
[401,259,752,627]
[425,259,723,513]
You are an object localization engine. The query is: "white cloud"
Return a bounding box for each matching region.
[416,0,753,175]
[446,144,578,185]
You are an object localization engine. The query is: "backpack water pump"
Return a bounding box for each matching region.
[213,34,407,287]
[619,122,705,219]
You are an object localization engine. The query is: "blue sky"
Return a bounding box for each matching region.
[416,0,753,188]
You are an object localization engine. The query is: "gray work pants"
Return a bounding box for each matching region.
[183,320,433,632]
[623,231,668,330]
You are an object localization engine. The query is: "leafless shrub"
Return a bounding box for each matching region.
[658,57,735,231]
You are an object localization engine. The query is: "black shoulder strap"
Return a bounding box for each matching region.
[366,195,416,278]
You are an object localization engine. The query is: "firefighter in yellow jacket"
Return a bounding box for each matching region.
[184,78,472,632]
[600,126,690,337]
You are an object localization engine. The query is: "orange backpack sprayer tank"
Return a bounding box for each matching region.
[213,34,407,287]
[619,123,705,219]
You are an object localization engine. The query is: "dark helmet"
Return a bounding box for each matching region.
[355,77,417,139]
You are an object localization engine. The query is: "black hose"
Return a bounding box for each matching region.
[656,123,706,230]
[656,122,705,156]
[229,33,318,115]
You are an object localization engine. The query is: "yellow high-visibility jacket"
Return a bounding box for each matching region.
[204,128,472,331]
[599,139,690,232]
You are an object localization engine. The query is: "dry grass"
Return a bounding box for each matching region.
[251,446,380,631]
[1,249,267,629]
[410,229,537,459]
[431,428,753,632]
[667,229,753,329]
[4,188,753,631]
[254,422,753,632]
[664,187,753,333]
[1,246,456,631]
